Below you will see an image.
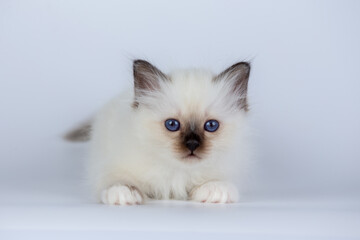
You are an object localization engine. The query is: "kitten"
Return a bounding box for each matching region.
[66,60,251,205]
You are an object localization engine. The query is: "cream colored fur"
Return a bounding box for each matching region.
[87,67,251,205]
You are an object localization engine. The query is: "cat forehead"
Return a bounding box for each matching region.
[143,69,238,118]
[170,69,214,83]
[167,69,216,103]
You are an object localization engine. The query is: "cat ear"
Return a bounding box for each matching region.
[133,59,168,94]
[214,62,251,111]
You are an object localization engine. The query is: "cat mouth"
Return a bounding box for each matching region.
[183,153,201,160]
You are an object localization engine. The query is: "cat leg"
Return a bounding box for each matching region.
[101,184,144,205]
[190,181,239,203]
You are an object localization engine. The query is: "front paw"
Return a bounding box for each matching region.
[190,181,239,203]
[101,185,144,205]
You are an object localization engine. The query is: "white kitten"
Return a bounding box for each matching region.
[66,60,252,205]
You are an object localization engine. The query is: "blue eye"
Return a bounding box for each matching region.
[204,120,219,132]
[165,119,180,131]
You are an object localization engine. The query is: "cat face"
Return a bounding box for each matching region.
[133,60,250,162]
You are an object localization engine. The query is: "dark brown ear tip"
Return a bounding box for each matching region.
[233,61,251,71]
[133,59,150,68]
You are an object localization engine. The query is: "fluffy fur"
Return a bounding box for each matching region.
[83,60,251,205]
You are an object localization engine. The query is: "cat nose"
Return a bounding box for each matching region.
[186,139,200,152]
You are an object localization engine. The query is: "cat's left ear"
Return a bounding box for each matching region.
[214,62,251,111]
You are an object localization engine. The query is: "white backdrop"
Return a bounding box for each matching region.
[1,0,360,199]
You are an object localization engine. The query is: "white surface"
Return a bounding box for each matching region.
[1,0,360,239]
[1,175,360,239]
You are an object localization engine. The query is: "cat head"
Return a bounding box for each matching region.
[132,60,250,163]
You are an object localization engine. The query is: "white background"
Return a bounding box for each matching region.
[1,0,359,239]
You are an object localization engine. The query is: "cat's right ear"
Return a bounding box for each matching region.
[133,60,168,95]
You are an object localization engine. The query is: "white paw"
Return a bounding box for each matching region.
[190,181,239,203]
[101,185,144,205]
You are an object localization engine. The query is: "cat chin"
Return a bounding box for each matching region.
[181,153,202,163]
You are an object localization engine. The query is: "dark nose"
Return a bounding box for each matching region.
[186,139,200,152]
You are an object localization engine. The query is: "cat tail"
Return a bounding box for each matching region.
[64,119,92,142]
